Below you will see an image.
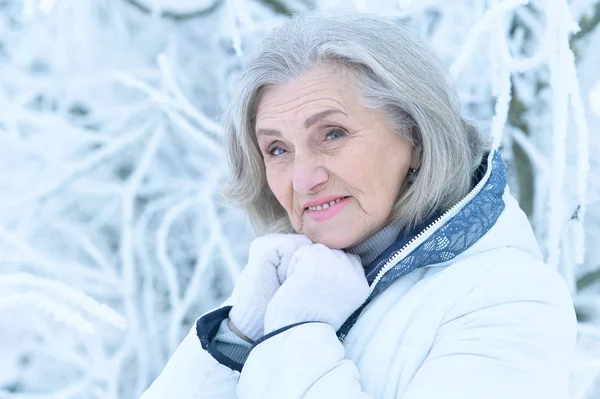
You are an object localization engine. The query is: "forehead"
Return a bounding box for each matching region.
[255,65,357,125]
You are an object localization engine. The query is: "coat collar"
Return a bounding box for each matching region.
[338,149,511,341]
[368,150,507,297]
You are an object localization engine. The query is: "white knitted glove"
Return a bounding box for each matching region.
[264,244,370,334]
[229,233,312,341]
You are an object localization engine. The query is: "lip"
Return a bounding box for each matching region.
[303,195,348,210]
[304,196,350,222]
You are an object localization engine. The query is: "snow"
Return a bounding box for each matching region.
[0,0,599,397]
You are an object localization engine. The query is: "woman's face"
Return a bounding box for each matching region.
[255,65,418,249]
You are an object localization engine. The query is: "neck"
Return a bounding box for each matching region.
[347,224,403,266]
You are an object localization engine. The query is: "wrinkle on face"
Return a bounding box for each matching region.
[255,64,417,249]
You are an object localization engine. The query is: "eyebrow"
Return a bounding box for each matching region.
[304,109,345,128]
[256,108,346,138]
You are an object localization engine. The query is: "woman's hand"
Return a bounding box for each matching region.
[229,233,312,341]
[264,244,370,334]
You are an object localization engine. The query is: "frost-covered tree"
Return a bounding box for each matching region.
[0,0,599,398]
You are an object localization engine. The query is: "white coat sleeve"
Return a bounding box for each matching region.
[237,256,577,399]
[140,323,240,399]
[237,322,372,399]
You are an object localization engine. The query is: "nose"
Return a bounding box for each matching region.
[292,152,328,194]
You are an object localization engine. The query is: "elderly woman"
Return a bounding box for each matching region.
[142,13,576,399]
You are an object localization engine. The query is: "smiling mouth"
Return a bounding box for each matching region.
[305,196,349,211]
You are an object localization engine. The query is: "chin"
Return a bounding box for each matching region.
[303,227,359,250]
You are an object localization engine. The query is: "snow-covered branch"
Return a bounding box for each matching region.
[1,0,599,398]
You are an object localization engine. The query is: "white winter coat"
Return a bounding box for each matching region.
[141,151,577,399]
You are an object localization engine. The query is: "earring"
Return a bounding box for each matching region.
[409,168,418,182]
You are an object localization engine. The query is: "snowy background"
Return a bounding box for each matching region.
[0,0,599,398]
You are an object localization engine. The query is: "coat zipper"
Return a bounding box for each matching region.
[369,150,497,294]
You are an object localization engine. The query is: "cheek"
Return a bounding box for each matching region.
[377,161,409,208]
[266,167,292,210]
[266,166,304,232]
[352,148,409,212]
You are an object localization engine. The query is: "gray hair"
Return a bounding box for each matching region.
[221,12,489,235]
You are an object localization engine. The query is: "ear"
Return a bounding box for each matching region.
[409,126,422,169]
[410,144,421,169]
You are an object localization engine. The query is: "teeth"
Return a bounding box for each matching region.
[308,197,346,211]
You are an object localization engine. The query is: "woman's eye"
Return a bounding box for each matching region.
[268,146,286,156]
[326,129,346,140]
